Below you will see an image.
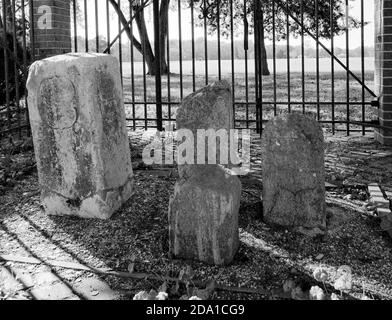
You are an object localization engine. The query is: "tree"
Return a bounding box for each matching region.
[193,0,363,76]
[111,0,362,76]
[109,0,170,75]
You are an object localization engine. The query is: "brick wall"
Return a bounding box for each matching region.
[375,0,392,146]
[32,0,71,60]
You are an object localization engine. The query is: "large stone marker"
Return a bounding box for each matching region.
[27,53,133,219]
[262,113,326,233]
[168,81,241,265]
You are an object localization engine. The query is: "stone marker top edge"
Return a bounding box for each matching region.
[181,80,231,101]
[41,52,114,63]
[263,113,324,138]
[176,80,233,130]
[265,112,323,127]
[28,53,119,74]
[26,53,120,90]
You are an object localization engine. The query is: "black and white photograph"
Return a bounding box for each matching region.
[1,0,392,312]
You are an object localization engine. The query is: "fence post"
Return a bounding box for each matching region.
[32,0,72,60]
[375,0,392,145]
[254,0,262,135]
[153,0,163,131]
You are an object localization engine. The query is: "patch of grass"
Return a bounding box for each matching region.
[123,72,376,133]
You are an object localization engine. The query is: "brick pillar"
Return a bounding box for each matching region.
[375,0,392,145]
[32,0,72,60]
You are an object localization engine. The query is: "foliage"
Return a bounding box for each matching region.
[131,265,217,300]
[0,31,30,106]
[0,0,31,106]
[192,0,363,40]
[108,0,364,75]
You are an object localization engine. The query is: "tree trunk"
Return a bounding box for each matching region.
[260,13,270,76]
[159,0,170,74]
[260,39,270,76]
[134,7,156,75]
[110,0,170,75]
[133,1,170,76]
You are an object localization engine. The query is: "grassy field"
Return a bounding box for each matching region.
[123,71,377,133]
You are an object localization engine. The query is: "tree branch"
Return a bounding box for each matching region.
[105,0,148,55]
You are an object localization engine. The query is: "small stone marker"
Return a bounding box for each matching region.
[169,165,241,265]
[168,81,241,265]
[27,53,133,219]
[262,113,326,233]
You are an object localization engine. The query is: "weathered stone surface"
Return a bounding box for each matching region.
[176,80,235,174]
[169,81,241,265]
[168,165,241,265]
[176,80,234,133]
[262,113,326,232]
[27,53,133,219]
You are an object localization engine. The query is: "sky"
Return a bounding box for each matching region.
[74,0,375,50]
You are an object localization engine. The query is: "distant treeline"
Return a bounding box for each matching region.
[73,36,374,61]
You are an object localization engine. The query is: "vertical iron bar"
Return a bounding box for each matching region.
[272,0,277,116]
[29,0,35,60]
[301,0,305,114]
[178,0,183,100]
[203,0,208,85]
[2,0,10,130]
[191,0,196,91]
[95,0,99,52]
[244,0,249,128]
[346,0,350,135]
[129,4,136,130]
[330,0,335,134]
[21,0,29,135]
[141,6,147,130]
[21,0,27,78]
[316,0,320,121]
[217,0,221,80]
[230,0,235,117]
[118,0,123,85]
[254,0,260,133]
[259,5,264,132]
[11,0,20,138]
[153,0,162,131]
[361,0,365,135]
[167,3,171,120]
[73,0,78,52]
[84,0,88,52]
[26,0,33,137]
[286,0,291,113]
[106,0,111,54]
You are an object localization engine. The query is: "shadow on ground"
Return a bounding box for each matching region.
[1,134,392,300]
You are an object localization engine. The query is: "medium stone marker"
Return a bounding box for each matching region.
[168,81,241,265]
[175,80,236,177]
[262,113,326,233]
[27,53,133,219]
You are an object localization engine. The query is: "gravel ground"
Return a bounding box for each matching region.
[1,132,392,300]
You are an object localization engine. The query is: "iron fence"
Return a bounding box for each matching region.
[0,0,381,140]
[0,0,31,139]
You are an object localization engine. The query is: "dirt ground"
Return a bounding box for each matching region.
[1,131,392,300]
